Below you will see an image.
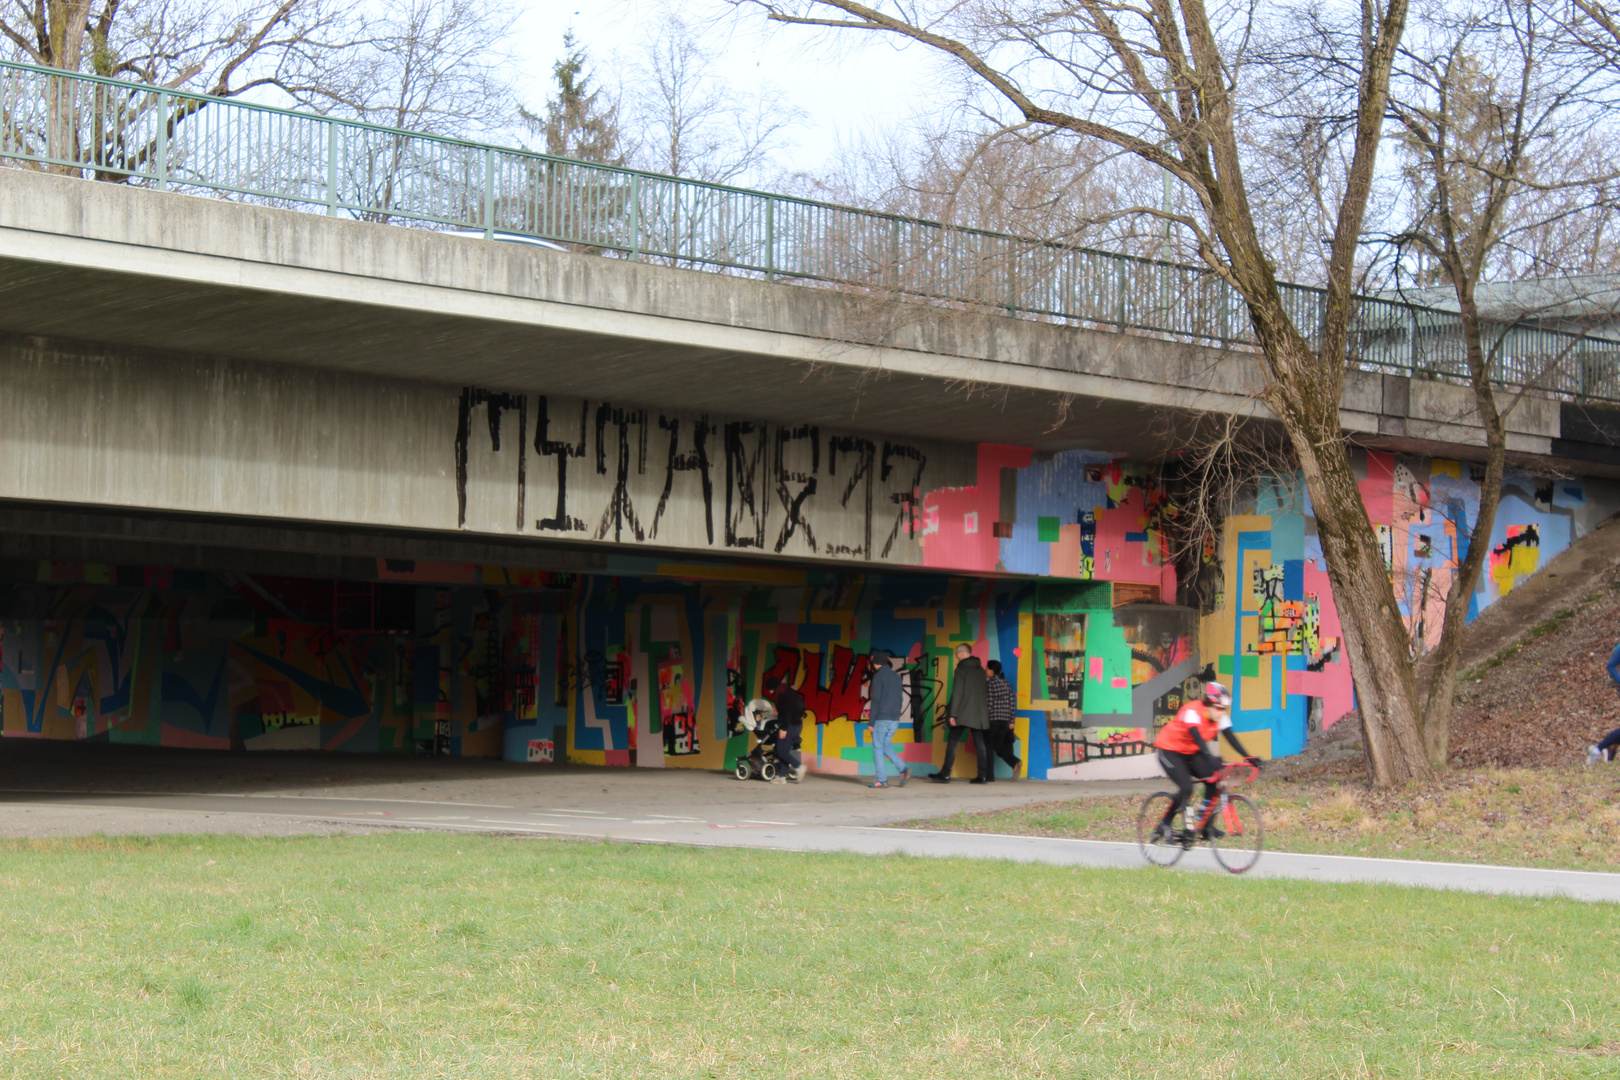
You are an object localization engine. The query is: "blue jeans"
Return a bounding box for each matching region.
[872,719,906,782]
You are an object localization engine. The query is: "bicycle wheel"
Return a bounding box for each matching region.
[1136,792,1187,867]
[1210,794,1263,874]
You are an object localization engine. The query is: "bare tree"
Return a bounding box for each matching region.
[0,2,375,183]
[807,121,1165,256]
[320,0,514,138]
[1370,0,1618,766]
[620,11,803,186]
[0,1,361,98]
[733,0,1446,785]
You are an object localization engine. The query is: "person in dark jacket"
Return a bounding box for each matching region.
[866,648,908,788]
[933,643,992,783]
[764,676,808,783]
[985,659,1021,780]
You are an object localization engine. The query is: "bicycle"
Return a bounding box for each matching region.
[1135,762,1263,874]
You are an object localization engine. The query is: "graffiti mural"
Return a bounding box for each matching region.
[1201,451,1620,757]
[3,446,1616,775]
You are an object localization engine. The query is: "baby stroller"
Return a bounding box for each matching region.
[732,697,791,781]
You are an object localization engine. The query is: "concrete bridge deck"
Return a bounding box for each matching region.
[0,167,1601,473]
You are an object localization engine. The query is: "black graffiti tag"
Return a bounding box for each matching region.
[455,387,527,529]
[725,420,768,549]
[534,396,588,533]
[827,435,876,558]
[594,403,649,542]
[879,442,927,557]
[773,425,819,553]
[651,414,714,543]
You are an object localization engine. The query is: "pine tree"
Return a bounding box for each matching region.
[533,31,624,165]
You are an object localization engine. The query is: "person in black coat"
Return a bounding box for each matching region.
[933,643,992,783]
[764,676,808,783]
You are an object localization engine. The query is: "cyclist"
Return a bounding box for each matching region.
[1151,681,1260,841]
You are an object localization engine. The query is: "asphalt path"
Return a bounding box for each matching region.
[6,785,1619,903]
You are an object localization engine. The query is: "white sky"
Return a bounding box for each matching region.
[509,0,951,179]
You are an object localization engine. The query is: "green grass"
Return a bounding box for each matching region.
[906,767,1620,871]
[0,832,1616,1078]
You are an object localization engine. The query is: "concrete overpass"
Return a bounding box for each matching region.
[0,166,1615,778]
[0,167,1611,574]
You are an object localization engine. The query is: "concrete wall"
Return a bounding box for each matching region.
[0,334,989,567]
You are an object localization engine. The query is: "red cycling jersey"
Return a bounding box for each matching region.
[1153,700,1230,755]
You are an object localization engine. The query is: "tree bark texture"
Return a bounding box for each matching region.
[1255,322,1435,785]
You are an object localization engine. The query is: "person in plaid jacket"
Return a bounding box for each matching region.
[984,659,1021,781]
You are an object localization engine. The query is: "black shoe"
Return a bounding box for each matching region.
[930,773,951,783]
[969,777,988,785]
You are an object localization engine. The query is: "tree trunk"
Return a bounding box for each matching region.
[42,2,93,177]
[1255,322,1435,786]
[1415,294,1509,766]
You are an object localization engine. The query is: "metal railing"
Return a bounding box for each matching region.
[1,57,1617,402]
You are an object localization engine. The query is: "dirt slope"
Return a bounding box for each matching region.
[1450,512,1620,767]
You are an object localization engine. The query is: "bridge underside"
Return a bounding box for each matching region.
[0,500,1200,782]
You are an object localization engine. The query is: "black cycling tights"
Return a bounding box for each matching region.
[1156,748,1220,822]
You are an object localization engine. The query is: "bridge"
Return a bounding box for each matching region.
[0,61,1615,780]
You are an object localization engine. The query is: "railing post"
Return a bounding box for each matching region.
[1408,307,1419,377]
[326,120,338,216]
[890,218,901,289]
[483,146,494,239]
[629,172,641,261]
[765,197,775,281]
[1115,257,1127,332]
[1006,241,1017,317]
[154,89,168,190]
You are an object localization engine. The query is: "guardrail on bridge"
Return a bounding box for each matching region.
[1,58,1616,401]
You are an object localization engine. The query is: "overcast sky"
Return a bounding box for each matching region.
[510,0,951,180]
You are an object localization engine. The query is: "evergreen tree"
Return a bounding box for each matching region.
[529,31,624,164]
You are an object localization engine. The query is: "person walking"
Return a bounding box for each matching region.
[764,675,808,783]
[932,643,991,784]
[985,659,1021,780]
[866,649,908,788]
[1587,638,1620,764]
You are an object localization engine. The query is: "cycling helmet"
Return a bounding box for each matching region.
[1202,681,1232,710]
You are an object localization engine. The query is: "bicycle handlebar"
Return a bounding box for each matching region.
[1213,761,1261,784]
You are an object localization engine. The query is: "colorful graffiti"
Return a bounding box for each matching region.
[3,449,1615,775]
[1202,451,1620,757]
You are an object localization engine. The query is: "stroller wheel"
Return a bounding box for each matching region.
[734,762,752,781]
[760,761,777,781]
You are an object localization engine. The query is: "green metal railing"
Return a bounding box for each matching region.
[1,57,1617,401]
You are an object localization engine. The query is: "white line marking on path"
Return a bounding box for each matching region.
[398,819,579,834]
[0,789,519,810]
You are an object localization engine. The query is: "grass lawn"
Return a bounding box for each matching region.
[907,765,1620,872]
[0,832,1615,1078]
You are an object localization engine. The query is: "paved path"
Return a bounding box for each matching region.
[6,783,1620,903]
